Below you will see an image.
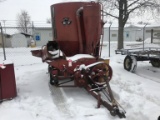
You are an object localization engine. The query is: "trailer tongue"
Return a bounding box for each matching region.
[31,1,126,118]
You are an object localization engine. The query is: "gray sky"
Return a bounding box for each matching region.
[0,0,157,25]
[0,0,66,22]
[0,0,92,22]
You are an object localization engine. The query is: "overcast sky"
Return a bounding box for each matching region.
[0,0,63,22]
[0,0,157,25]
[0,0,91,23]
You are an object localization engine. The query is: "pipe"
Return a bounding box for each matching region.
[76,7,84,53]
[0,22,6,60]
[99,3,104,58]
[109,23,112,57]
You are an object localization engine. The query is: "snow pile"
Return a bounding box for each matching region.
[66,54,94,61]
[0,41,160,120]
[144,38,160,44]
[123,38,160,49]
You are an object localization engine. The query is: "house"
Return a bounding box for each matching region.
[103,23,160,42]
[11,33,28,47]
[0,33,11,47]
[33,24,160,46]
[20,33,33,47]
[33,24,52,46]
[5,33,32,48]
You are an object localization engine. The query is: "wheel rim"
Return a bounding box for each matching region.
[151,60,160,67]
[125,58,131,69]
[90,63,112,86]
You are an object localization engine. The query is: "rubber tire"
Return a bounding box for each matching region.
[49,73,55,85]
[150,59,160,67]
[124,55,137,72]
[49,72,59,85]
[48,65,58,85]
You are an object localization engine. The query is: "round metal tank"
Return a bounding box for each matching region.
[51,2,102,56]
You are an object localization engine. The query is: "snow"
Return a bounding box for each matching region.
[0,60,13,65]
[66,54,94,61]
[0,41,160,120]
[144,38,160,44]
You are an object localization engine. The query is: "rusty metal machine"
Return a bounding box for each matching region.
[31,1,126,118]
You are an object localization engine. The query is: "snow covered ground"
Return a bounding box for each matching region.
[0,41,160,120]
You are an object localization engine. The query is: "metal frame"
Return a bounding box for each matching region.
[115,47,160,61]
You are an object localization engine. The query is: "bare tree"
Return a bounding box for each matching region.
[99,0,160,49]
[46,18,51,24]
[17,10,31,34]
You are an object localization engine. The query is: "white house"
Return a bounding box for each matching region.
[33,24,52,46]
[0,33,11,48]
[0,32,33,48]
[31,23,160,47]
[103,23,160,42]
[11,33,27,47]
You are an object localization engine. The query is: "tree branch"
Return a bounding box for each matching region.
[103,11,119,19]
[128,2,146,14]
[128,0,140,8]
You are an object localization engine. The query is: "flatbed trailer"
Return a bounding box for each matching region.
[115,47,160,72]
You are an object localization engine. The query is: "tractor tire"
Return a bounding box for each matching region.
[124,55,137,72]
[49,73,55,85]
[50,75,58,86]
[150,59,160,68]
[48,65,59,85]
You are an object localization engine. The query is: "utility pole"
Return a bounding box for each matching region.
[2,20,6,34]
[108,23,112,57]
[0,22,6,60]
[2,20,6,47]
